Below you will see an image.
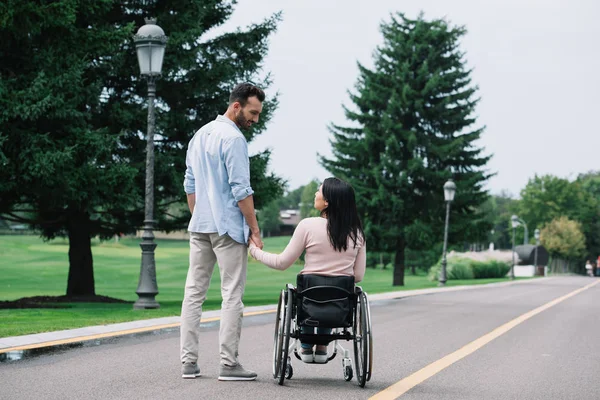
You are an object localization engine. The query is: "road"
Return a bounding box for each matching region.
[2,277,599,400]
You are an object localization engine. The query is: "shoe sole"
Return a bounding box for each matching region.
[313,355,328,364]
[182,372,202,379]
[218,376,257,381]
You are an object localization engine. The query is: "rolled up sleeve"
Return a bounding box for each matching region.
[183,148,195,194]
[223,136,254,201]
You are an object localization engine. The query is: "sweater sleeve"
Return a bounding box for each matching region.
[250,220,308,270]
[354,242,366,283]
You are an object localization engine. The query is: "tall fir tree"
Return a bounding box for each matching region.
[576,171,600,261]
[321,13,491,285]
[0,0,284,296]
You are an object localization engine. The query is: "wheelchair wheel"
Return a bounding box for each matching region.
[285,364,293,380]
[273,288,293,385]
[363,292,373,382]
[354,290,370,387]
[343,365,353,381]
[273,290,285,380]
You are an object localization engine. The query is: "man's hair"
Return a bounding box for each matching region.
[229,83,265,106]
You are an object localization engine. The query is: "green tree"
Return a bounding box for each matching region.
[300,180,320,218]
[0,1,283,296]
[321,13,491,286]
[576,171,600,260]
[480,191,520,250]
[517,174,596,249]
[540,216,586,260]
[258,200,281,237]
[278,185,304,209]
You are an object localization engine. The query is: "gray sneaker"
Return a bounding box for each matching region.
[218,364,257,381]
[182,362,201,379]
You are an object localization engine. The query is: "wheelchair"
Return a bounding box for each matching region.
[272,274,373,387]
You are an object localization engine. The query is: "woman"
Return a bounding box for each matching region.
[249,177,366,363]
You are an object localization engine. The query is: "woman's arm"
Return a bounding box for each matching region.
[249,221,308,270]
[354,242,366,283]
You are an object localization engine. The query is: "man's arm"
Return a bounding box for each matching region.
[187,193,196,214]
[223,136,263,248]
[238,195,263,249]
[183,140,196,212]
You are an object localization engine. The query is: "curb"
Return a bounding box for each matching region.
[0,277,548,355]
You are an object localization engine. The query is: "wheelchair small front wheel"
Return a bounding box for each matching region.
[343,365,353,381]
[285,363,293,380]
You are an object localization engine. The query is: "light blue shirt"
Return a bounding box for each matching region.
[183,115,254,244]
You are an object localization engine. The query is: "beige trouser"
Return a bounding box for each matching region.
[180,232,248,366]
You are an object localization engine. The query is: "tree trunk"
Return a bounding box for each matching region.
[393,238,406,286]
[66,210,95,296]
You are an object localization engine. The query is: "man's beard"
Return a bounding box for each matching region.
[235,110,249,130]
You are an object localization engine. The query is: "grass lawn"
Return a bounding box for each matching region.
[0,235,517,338]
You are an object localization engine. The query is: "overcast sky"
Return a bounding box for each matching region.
[211,0,599,198]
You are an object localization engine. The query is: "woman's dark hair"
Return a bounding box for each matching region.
[229,83,265,106]
[321,177,364,252]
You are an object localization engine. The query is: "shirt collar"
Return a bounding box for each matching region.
[216,115,242,133]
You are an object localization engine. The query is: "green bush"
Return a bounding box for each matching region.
[471,260,511,279]
[428,257,510,281]
[448,258,475,279]
[428,257,473,280]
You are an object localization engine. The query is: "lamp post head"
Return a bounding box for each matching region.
[134,18,168,77]
[511,215,520,229]
[443,179,457,202]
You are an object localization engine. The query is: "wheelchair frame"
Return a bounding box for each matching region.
[272,281,373,387]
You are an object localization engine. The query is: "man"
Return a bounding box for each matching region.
[180,83,265,381]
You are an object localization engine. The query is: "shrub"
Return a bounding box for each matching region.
[428,257,510,281]
[428,257,474,281]
[471,260,511,279]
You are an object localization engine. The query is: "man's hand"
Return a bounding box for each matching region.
[250,231,263,250]
[186,193,196,214]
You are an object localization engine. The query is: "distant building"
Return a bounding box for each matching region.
[279,209,301,236]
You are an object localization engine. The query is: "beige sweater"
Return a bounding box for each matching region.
[249,217,366,282]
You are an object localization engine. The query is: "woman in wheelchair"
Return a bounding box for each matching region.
[249,177,366,364]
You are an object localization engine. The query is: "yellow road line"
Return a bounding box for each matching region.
[370,279,600,400]
[0,309,275,354]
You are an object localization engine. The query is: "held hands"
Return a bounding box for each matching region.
[249,230,263,250]
[248,231,262,260]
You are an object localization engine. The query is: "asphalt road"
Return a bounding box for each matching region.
[2,276,599,400]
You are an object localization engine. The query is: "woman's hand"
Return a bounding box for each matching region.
[248,242,258,259]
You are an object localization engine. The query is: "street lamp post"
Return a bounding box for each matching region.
[510,215,520,280]
[133,18,167,309]
[512,216,529,245]
[534,228,540,274]
[519,218,529,245]
[439,179,457,287]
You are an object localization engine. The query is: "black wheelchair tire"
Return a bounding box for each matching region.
[364,293,373,382]
[278,287,293,386]
[354,291,369,388]
[272,290,285,379]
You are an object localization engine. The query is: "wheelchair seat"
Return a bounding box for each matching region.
[296,274,355,328]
